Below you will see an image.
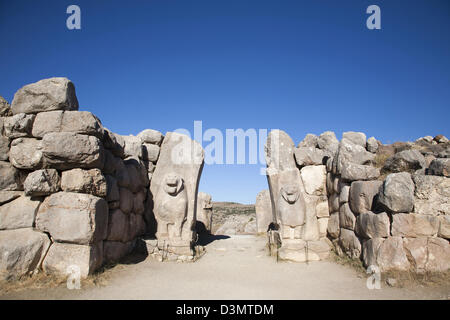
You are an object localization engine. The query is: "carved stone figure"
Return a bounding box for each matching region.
[153,173,188,239]
[196,192,213,233]
[277,183,306,239]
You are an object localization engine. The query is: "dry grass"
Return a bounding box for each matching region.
[381,270,450,289]
[374,152,390,169]
[328,248,366,275]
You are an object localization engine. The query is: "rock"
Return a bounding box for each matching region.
[294,147,325,167]
[340,163,380,181]
[386,278,397,287]
[106,209,129,242]
[0,136,9,161]
[0,161,23,190]
[42,242,103,278]
[335,138,375,173]
[103,241,135,264]
[150,131,204,249]
[362,237,385,267]
[244,219,257,234]
[338,228,361,259]
[103,150,121,175]
[105,175,120,202]
[0,196,41,230]
[0,228,50,280]
[11,77,79,115]
[383,149,426,173]
[102,129,125,159]
[318,218,329,238]
[9,138,43,169]
[339,185,350,204]
[349,180,383,214]
[24,169,60,196]
[0,96,11,116]
[342,131,366,148]
[308,238,332,259]
[367,137,379,153]
[133,190,146,215]
[376,236,410,272]
[434,135,449,144]
[378,172,414,213]
[317,131,339,155]
[355,212,390,239]
[137,129,164,145]
[438,215,450,239]
[122,135,142,159]
[328,193,340,212]
[327,212,340,239]
[196,192,213,233]
[36,192,108,244]
[339,203,356,230]
[316,199,329,218]
[142,143,160,163]
[115,160,130,189]
[413,174,449,216]
[255,190,272,233]
[403,237,450,273]
[119,187,134,214]
[298,134,318,148]
[126,213,146,241]
[124,157,149,191]
[42,132,104,170]
[0,191,22,205]
[32,110,103,138]
[61,168,107,197]
[3,113,35,139]
[391,213,439,237]
[300,165,327,196]
[416,136,434,144]
[428,158,450,177]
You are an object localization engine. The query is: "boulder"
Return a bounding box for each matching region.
[428,158,450,177]
[42,242,103,278]
[298,134,318,148]
[294,147,325,167]
[0,96,11,116]
[316,198,329,218]
[103,149,122,175]
[300,165,327,196]
[11,77,79,115]
[122,135,142,159]
[342,131,366,148]
[24,169,60,196]
[0,191,22,205]
[106,209,129,242]
[0,161,23,190]
[328,193,340,212]
[119,187,134,214]
[383,149,426,173]
[339,203,356,230]
[327,212,340,239]
[438,215,450,239]
[340,163,380,181]
[103,240,135,264]
[0,195,41,230]
[349,180,383,214]
[339,184,350,204]
[355,212,390,239]
[376,236,410,272]
[403,237,450,273]
[115,160,130,189]
[317,131,339,155]
[61,168,107,197]
[434,135,449,144]
[105,175,120,203]
[102,129,125,158]
[36,192,108,244]
[335,138,375,173]
[366,137,379,153]
[378,172,414,213]
[391,213,439,237]
[3,113,35,139]
[338,228,361,259]
[413,174,449,216]
[255,190,272,233]
[0,228,50,280]
[9,138,43,169]
[362,237,385,268]
[137,129,164,146]
[0,136,9,161]
[42,132,104,170]
[32,110,103,138]
[142,143,160,163]
[318,218,329,238]
[133,190,146,215]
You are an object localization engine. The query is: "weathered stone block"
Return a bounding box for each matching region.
[0,196,40,230]
[61,168,107,197]
[24,169,60,196]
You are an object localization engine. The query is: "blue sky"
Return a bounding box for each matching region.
[1,0,449,204]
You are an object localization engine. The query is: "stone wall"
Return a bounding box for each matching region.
[0,78,178,279]
[259,129,450,273]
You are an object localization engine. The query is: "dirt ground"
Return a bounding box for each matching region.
[1,235,449,300]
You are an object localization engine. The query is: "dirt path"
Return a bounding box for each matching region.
[1,235,449,300]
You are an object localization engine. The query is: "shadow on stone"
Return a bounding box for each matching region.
[197,233,230,246]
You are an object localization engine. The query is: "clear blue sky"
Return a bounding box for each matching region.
[1,0,449,204]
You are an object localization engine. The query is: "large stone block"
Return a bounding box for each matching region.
[0,136,9,161]
[36,192,108,244]
[355,211,390,239]
[24,169,60,196]
[335,138,375,173]
[137,129,164,146]
[0,161,23,191]
[294,147,325,167]
[391,213,439,237]
[349,180,383,214]
[42,132,104,170]
[119,187,134,214]
[11,77,79,115]
[378,172,414,213]
[196,192,213,233]
[413,174,449,216]
[317,131,339,156]
[376,236,410,272]
[103,240,135,264]
[438,215,450,239]
[340,163,380,181]
[142,143,160,163]
[105,175,120,203]
[300,165,327,196]
[428,158,450,177]
[362,237,385,268]
[106,209,129,242]
[0,191,22,205]
[0,96,11,116]
[339,203,356,230]
[61,168,107,197]
[403,237,450,273]
[9,138,43,169]
[327,212,340,239]
[122,135,143,159]
[3,113,35,139]
[32,110,103,138]
[42,242,103,278]
[342,131,366,148]
[383,149,426,173]
[0,196,40,230]
[338,228,361,259]
[0,228,50,280]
